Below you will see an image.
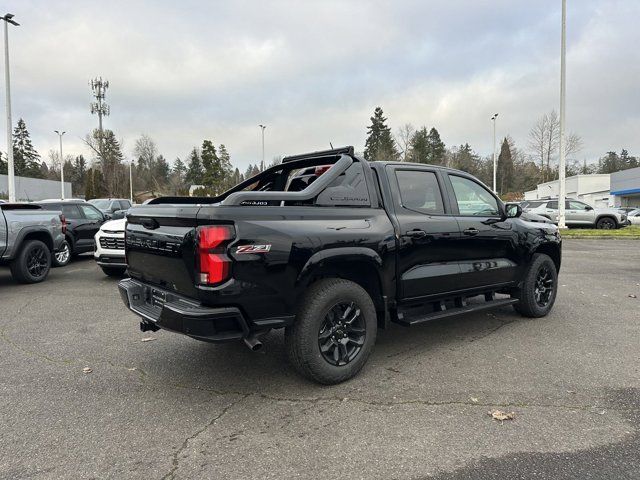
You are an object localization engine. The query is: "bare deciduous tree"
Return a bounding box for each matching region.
[528,110,582,182]
[394,123,415,161]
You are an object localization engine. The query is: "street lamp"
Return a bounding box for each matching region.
[491,113,499,193]
[54,130,66,199]
[558,0,567,229]
[129,160,133,203]
[2,13,19,202]
[258,124,266,170]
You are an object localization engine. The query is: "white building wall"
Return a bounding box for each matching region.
[523,174,611,207]
[0,174,73,201]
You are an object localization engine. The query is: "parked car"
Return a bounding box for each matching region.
[36,200,107,265]
[617,207,638,215]
[1,203,65,283]
[94,218,127,276]
[88,198,132,219]
[118,146,562,384]
[627,209,640,225]
[526,199,628,229]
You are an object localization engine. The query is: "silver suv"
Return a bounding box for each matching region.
[525,199,628,229]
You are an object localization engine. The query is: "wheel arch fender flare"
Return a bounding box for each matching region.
[8,227,54,260]
[296,247,388,307]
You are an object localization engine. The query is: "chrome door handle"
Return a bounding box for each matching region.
[463,228,479,236]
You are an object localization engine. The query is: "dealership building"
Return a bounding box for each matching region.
[610,166,640,208]
[524,174,611,207]
[0,174,72,201]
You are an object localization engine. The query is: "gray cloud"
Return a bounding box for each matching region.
[3,0,639,171]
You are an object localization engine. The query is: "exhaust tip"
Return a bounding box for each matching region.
[244,336,263,351]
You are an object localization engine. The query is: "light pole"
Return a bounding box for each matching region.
[491,113,498,193]
[558,0,567,229]
[2,13,19,202]
[54,130,66,199]
[258,124,266,170]
[129,160,133,203]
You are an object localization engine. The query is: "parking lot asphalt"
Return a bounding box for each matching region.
[1,240,639,480]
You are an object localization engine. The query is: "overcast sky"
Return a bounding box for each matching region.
[3,0,640,170]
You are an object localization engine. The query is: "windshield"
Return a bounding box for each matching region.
[89,199,111,209]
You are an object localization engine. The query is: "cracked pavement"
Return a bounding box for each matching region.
[1,240,639,479]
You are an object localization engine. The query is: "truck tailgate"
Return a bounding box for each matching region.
[126,205,202,298]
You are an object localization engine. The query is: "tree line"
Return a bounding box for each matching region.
[362,106,639,199]
[1,109,639,201]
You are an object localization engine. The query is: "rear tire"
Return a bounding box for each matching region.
[101,266,126,277]
[285,278,377,384]
[512,253,558,318]
[9,240,51,284]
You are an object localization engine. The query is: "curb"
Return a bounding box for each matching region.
[562,236,640,240]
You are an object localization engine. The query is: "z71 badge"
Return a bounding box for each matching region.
[236,244,272,254]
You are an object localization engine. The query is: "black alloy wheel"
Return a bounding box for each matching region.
[318,302,366,366]
[534,265,554,307]
[597,217,616,229]
[26,244,49,278]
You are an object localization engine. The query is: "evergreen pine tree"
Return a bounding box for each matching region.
[426,128,446,165]
[172,158,187,179]
[201,140,222,192]
[364,107,398,161]
[496,137,515,195]
[186,148,204,185]
[0,151,6,175]
[408,127,429,163]
[13,118,42,178]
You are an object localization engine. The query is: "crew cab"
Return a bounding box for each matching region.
[119,147,561,384]
[1,203,65,283]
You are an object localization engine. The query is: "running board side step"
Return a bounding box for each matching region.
[394,298,519,327]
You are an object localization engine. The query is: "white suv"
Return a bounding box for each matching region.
[94,218,126,276]
[525,199,628,229]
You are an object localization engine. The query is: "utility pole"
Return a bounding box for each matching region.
[558,0,567,229]
[491,113,499,193]
[129,160,133,203]
[2,13,19,202]
[258,124,266,171]
[54,130,66,199]
[89,77,110,160]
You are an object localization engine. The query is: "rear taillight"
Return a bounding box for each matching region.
[197,225,235,285]
[59,214,67,235]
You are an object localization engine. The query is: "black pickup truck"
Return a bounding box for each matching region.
[119,146,561,384]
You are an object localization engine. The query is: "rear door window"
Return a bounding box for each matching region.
[547,201,558,209]
[61,205,83,219]
[395,170,445,215]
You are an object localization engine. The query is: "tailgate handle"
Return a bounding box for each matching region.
[141,218,159,230]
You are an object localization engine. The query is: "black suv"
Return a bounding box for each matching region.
[36,200,106,266]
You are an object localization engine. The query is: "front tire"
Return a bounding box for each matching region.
[285,278,377,384]
[101,266,127,277]
[52,240,71,267]
[596,217,617,229]
[512,253,558,318]
[9,240,52,284]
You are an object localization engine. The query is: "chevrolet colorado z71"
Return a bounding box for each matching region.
[1,203,65,283]
[119,146,561,384]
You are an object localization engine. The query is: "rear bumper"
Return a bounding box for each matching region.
[118,278,253,343]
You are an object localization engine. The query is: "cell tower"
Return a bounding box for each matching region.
[89,77,110,157]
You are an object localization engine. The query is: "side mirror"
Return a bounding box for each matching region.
[112,210,125,220]
[585,206,593,211]
[505,203,523,218]
[103,213,112,221]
